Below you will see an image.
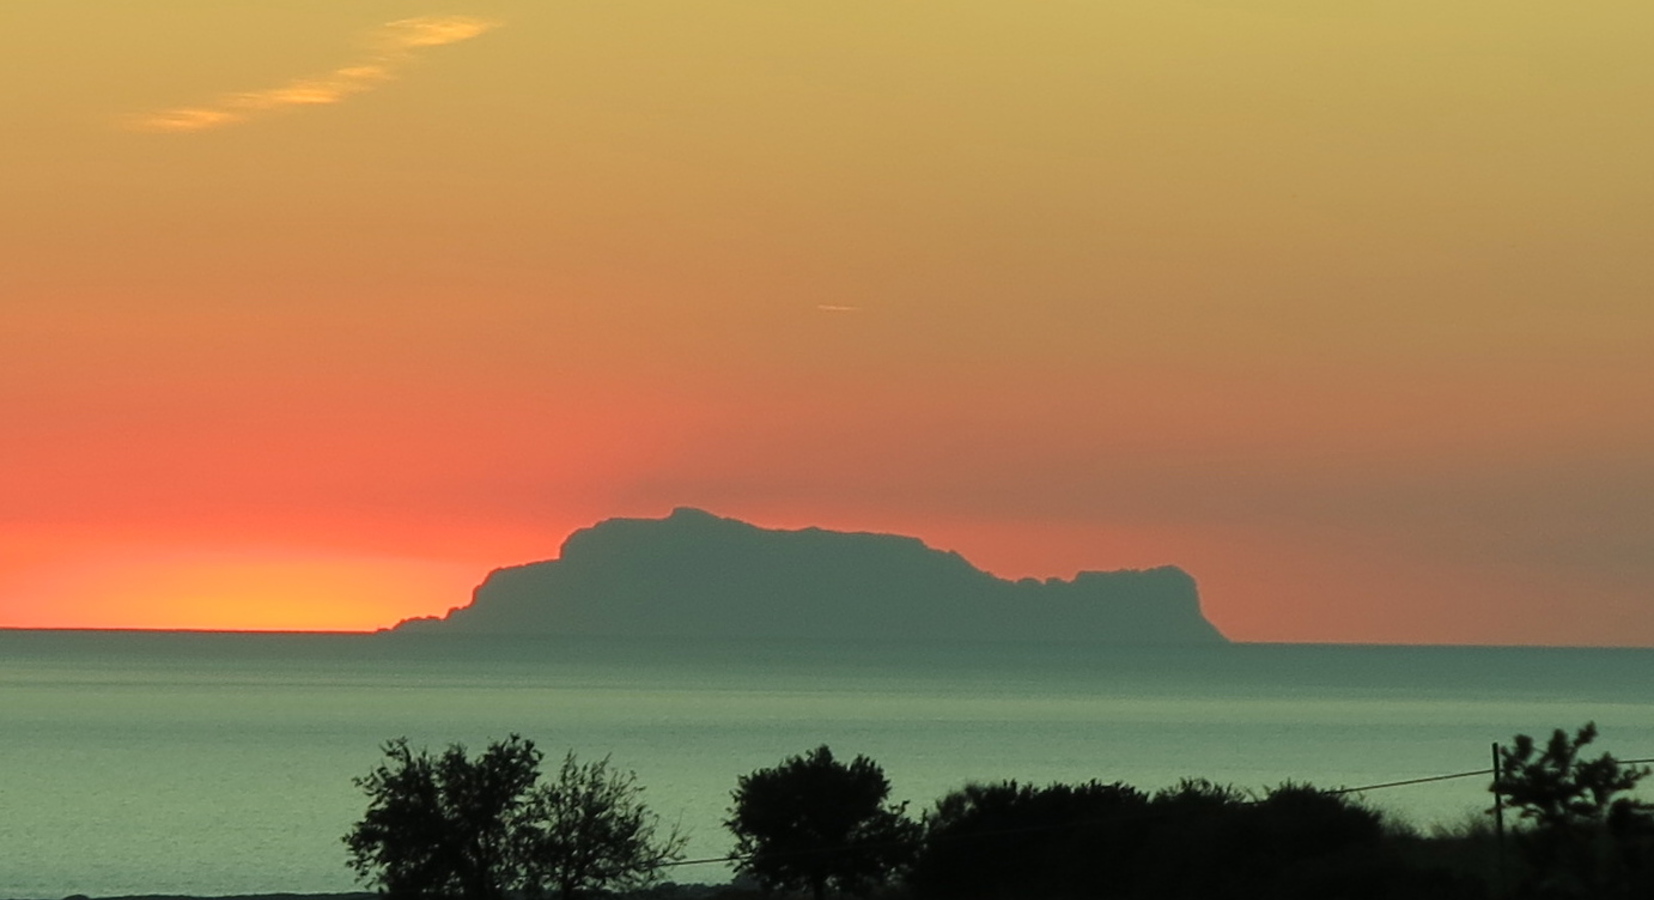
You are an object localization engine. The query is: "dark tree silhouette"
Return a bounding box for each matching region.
[1494,722,1654,898]
[345,735,541,900]
[910,779,1149,900]
[517,752,687,900]
[912,777,1439,900]
[345,736,684,900]
[726,745,919,900]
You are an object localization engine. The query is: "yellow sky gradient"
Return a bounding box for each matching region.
[2,1,1651,642]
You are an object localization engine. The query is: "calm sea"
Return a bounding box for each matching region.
[2,631,1651,899]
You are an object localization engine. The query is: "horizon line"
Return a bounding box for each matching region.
[0,626,1647,651]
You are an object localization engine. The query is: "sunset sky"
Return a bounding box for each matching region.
[3,1,1651,644]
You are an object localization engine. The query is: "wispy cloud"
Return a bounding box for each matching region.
[126,15,498,133]
[816,305,863,312]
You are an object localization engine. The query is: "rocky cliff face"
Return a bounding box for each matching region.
[395,508,1226,644]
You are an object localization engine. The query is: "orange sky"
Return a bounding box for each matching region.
[3,1,1652,643]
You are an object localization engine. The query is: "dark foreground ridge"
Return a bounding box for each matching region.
[394,508,1226,643]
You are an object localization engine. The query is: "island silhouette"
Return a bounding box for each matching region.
[394,508,1226,643]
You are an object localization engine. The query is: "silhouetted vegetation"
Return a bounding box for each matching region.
[345,735,539,900]
[1494,722,1654,898]
[725,746,920,900]
[341,725,1654,900]
[911,779,1149,899]
[344,735,683,900]
[521,752,688,900]
[909,776,1479,900]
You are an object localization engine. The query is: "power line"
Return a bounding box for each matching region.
[1327,768,1492,795]
[659,854,743,870]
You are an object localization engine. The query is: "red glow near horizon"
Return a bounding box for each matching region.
[0,547,477,633]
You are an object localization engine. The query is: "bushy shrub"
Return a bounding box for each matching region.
[910,779,1150,900]
[910,776,1478,900]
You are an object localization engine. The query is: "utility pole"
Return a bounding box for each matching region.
[1491,741,1506,896]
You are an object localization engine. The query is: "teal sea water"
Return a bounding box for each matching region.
[2,631,1652,899]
